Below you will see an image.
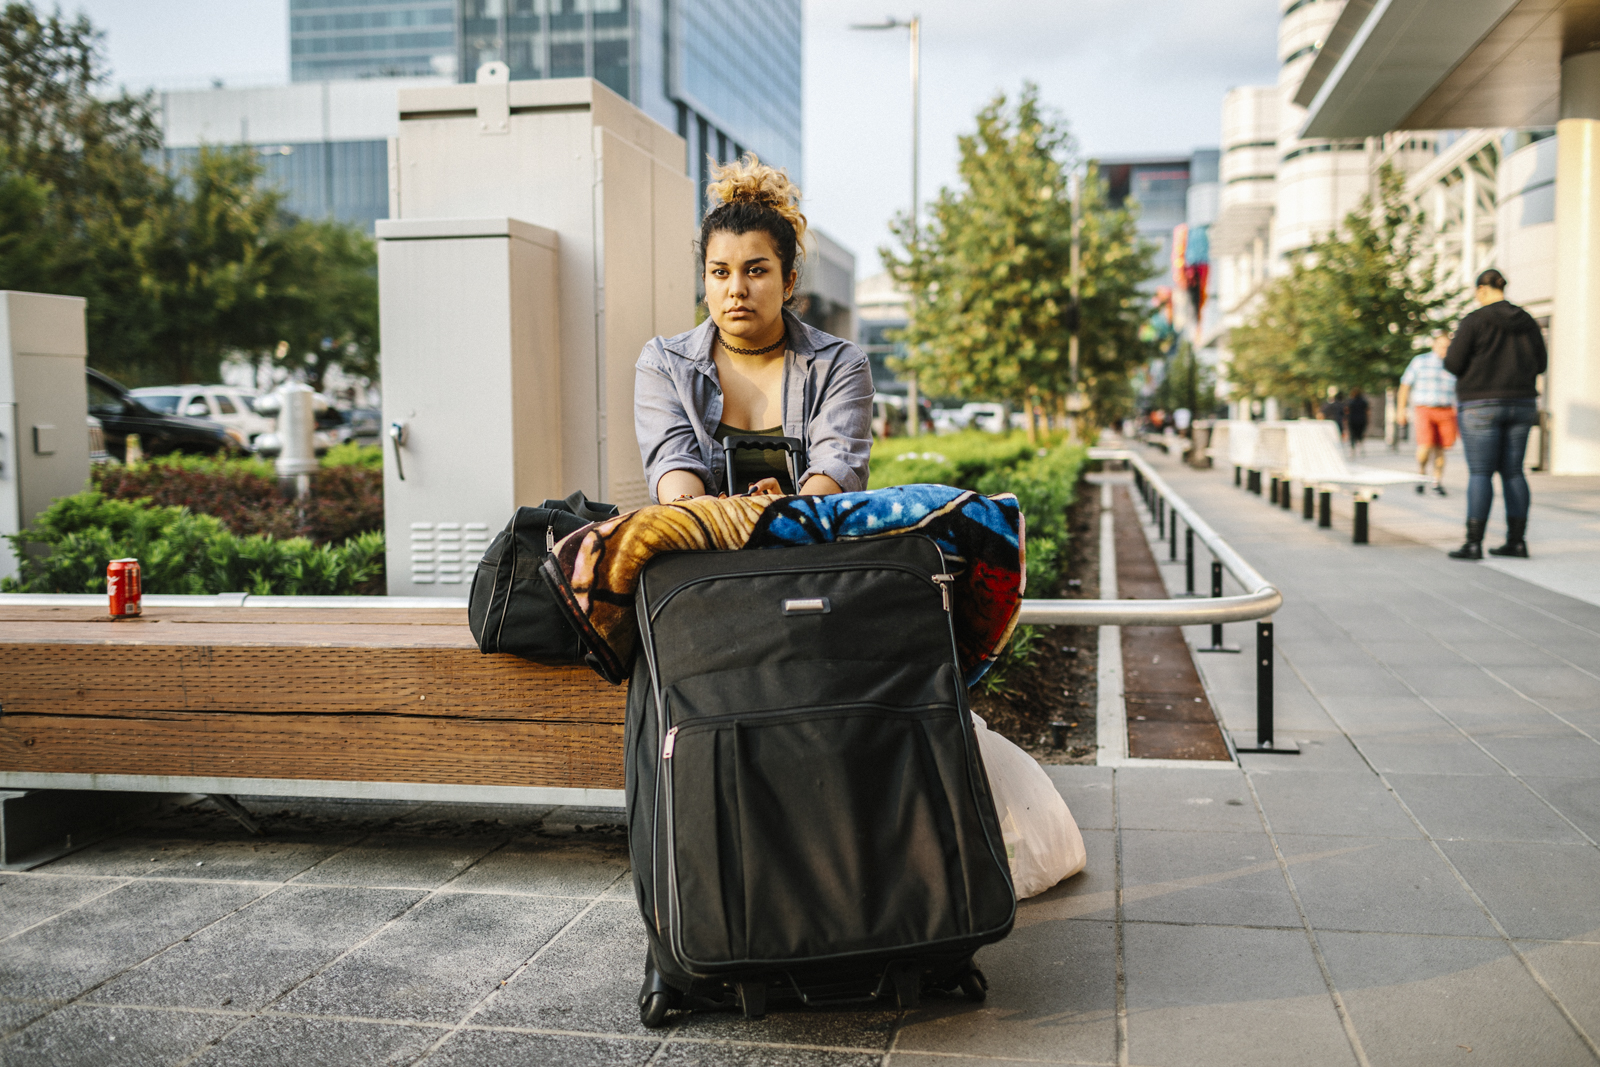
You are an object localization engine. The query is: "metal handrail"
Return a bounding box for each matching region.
[1017,447,1280,627]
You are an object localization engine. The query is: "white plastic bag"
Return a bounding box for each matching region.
[971,713,1087,898]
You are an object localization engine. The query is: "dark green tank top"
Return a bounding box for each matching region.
[714,422,794,494]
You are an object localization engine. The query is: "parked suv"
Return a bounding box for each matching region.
[88,369,244,460]
[128,384,276,445]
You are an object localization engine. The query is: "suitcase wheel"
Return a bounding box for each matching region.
[735,981,767,1020]
[959,967,988,1003]
[640,991,673,1029]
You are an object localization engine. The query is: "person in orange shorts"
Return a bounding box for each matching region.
[1397,331,1458,495]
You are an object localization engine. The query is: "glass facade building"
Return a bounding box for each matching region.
[456,0,803,210]
[163,141,392,232]
[290,0,458,82]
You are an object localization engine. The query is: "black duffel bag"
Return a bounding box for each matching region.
[467,490,619,662]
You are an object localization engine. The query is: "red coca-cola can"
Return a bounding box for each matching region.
[107,558,142,618]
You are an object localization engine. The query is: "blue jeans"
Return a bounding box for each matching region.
[1458,399,1539,522]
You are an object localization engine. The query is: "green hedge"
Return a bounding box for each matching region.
[869,430,1044,491]
[2,492,385,596]
[871,430,1088,694]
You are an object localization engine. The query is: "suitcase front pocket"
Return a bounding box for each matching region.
[666,704,999,970]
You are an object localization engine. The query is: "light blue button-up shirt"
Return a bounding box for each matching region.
[634,309,875,501]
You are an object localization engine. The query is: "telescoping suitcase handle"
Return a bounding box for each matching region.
[722,434,806,495]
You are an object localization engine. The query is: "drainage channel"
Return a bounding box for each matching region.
[1111,485,1232,761]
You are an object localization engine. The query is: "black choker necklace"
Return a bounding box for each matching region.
[717,326,786,356]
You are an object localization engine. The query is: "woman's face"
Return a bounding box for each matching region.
[703,229,795,343]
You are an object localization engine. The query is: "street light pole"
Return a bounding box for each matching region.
[853,14,921,432]
[1068,169,1082,438]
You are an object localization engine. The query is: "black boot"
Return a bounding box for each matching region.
[1488,517,1529,558]
[1449,518,1486,560]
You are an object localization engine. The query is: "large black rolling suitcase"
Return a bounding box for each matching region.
[625,535,1016,1027]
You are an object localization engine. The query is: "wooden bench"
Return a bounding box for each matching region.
[0,597,626,809]
[1254,421,1423,542]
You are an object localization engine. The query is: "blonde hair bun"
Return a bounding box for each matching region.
[706,154,808,247]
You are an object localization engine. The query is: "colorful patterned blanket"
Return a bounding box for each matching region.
[539,484,1026,686]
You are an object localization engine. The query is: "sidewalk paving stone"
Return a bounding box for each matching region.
[187,1015,441,1067]
[892,918,1116,1066]
[0,1004,235,1067]
[83,885,423,1011]
[1315,931,1594,1067]
[288,833,507,889]
[1475,735,1600,779]
[273,891,585,1023]
[1247,769,1421,839]
[1274,835,1497,936]
[1122,923,1354,1067]
[0,876,123,939]
[1119,829,1300,927]
[427,1030,657,1066]
[1437,841,1600,940]
[1516,939,1600,1039]
[1385,773,1590,844]
[0,879,268,1001]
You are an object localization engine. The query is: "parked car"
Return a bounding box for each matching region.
[87,369,245,461]
[346,407,381,442]
[249,390,357,457]
[128,384,276,445]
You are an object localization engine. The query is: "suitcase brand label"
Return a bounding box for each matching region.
[782,597,830,615]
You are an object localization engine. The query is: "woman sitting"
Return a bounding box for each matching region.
[635,156,874,502]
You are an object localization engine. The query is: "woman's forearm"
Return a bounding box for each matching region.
[799,473,842,495]
[657,469,708,502]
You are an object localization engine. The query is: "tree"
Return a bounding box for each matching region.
[0,2,379,388]
[884,85,1154,435]
[1229,164,1455,409]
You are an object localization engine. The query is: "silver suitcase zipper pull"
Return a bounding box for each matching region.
[546,525,556,552]
[662,726,679,759]
[933,573,955,612]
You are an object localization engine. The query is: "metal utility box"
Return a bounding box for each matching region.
[377,217,561,595]
[0,292,89,584]
[386,73,697,525]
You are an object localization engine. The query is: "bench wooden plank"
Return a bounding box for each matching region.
[0,604,629,791]
[0,645,624,721]
[0,713,624,788]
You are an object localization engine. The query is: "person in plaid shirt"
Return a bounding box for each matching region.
[1397,331,1457,494]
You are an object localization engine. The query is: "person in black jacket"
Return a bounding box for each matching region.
[1443,269,1546,559]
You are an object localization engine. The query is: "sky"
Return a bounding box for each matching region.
[71,0,1283,272]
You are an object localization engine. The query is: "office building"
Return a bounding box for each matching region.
[290,0,458,82]
[455,0,804,204]
[159,78,443,234]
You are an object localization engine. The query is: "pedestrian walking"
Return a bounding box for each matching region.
[1320,388,1345,437]
[1443,269,1546,560]
[1396,331,1457,495]
[1345,389,1369,456]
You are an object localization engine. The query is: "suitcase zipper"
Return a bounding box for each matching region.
[648,560,954,621]
[662,726,678,758]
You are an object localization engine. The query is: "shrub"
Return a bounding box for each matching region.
[92,451,382,546]
[320,442,384,470]
[869,430,1044,491]
[1,491,385,596]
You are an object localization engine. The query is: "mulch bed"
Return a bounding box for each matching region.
[971,480,1100,764]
